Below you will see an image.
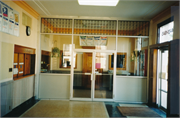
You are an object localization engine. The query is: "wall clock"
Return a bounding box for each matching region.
[26,26,31,36]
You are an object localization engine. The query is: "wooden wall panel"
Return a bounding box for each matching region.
[14,45,35,54]
[25,54,31,75]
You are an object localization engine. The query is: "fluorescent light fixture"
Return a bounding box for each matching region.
[78,0,119,6]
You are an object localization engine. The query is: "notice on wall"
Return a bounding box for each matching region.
[0,2,2,31]
[100,37,107,46]
[94,36,101,46]
[80,36,86,46]
[86,36,94,46]
[13,10,19,36]
[2,4,8,33]
[8,8,14,35]
[0,1,19,36]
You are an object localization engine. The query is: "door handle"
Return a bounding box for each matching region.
[85,73,91,75]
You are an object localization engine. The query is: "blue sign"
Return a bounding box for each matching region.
[2,6,8,17]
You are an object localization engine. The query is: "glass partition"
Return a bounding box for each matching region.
[94,52,114,99]
[40,34,72,74]
[73,52,92,98]
[117,37,148,76]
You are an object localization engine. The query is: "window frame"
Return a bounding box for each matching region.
[157,16,174,44]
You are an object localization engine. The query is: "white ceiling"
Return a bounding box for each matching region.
[25,0,177,20]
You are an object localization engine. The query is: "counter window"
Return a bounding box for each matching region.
[109,52,127,70]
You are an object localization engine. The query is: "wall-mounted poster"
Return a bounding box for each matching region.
[94,36,101,46]
[0,2,2,31]
[8,7,14,35]
[2,2,9,33]
[80,36,86,46]
[100,37,107,46]
[13,10,19,36]
[86,36,94,46]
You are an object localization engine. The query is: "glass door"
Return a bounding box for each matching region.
[93,52,114,100]
[157,49,168,112]
[72,51,93,100]
[71,51,115,101]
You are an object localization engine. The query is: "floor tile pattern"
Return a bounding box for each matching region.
[21,100,109,117]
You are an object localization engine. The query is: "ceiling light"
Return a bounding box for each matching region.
[78,0,119,6]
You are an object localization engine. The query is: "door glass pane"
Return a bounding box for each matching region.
[161,50,168,80]
[161,79,168,91]
[161,91,167,109]
[94,52,113,99]
[73,52,92,98]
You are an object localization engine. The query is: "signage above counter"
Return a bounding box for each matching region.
[79,36,107,46]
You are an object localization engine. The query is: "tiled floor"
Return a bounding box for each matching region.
[21,100,109,117]
[4,98,167,118]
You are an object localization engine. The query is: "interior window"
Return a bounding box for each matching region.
[157,16,174,43]
[109,52,127,70]
[59,50,77,68]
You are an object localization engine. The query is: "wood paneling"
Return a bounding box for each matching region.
[18,54,24,77]
[14,45,35,54]
[25,54,31,75]
[82,53,92,89]
[14,45,36,80]
[41,50,51,56]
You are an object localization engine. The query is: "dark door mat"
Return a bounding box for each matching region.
[117,106,162,117]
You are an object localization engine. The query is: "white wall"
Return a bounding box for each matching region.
[0,42,14,81]
[41,34,53,52]
[39,74,70,99]
[115,76,147,103]
[0,0,39,81]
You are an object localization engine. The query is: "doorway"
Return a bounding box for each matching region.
[157,49,169,112]
[71,51,114,101]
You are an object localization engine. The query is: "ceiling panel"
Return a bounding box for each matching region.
[25,0,177,20]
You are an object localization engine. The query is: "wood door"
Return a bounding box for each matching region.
[25,54,31,75]
[82,53,92,89]
[18,54,24,77]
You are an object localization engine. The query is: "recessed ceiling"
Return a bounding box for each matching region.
[25,0,177,20]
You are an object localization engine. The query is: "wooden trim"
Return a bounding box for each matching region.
[15,45,36,54]
[149,42,170,49]
[41,50,51,56]
[82,46,95,49]
[12,0,39,19]
[13,74,35,81]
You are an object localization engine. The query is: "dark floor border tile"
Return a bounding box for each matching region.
[3,97,39,117]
